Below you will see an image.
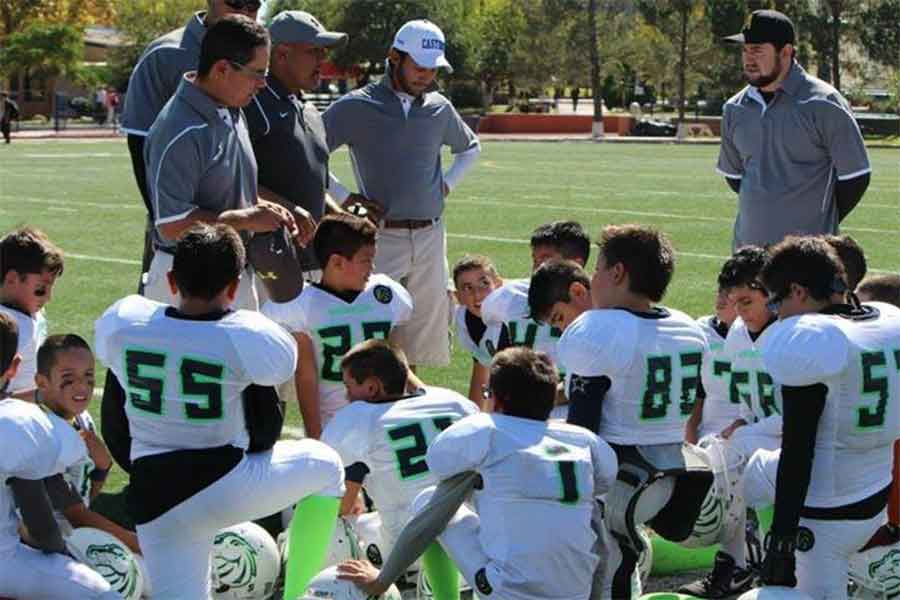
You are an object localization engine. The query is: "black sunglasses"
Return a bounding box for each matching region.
[224,0,261,11]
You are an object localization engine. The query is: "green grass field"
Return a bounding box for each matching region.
[1,138,899,524]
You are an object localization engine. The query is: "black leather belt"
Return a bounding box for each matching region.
[382,217,440,230]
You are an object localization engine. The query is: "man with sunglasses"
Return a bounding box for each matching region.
[245,11,349,287]
[741,236,900,598]
[143,15,297,310]
[323,20,481,372]
[122,0,261,294]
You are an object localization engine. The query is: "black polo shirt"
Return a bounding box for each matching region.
[246,75,329,271]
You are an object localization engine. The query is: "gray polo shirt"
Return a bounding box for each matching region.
[245,75,328,270]
[323,71,479,220]
[144,75,258,250]
[121,12,206,136]
[718,62,871,249]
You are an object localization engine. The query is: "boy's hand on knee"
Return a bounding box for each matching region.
[337,559,387,595]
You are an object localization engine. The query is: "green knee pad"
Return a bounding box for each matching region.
[422,541,460,600]
[283,495,340,600]
[756,505,774,539]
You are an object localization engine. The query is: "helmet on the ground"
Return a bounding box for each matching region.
[849,541,900,599]
[210,521,281,599]
[66,527,145,600]
[299,566,402,600]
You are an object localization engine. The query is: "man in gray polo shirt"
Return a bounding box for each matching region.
[122,0,260,291]
[246,11,349,284]
[717,10,870,250]
[143,15,297,310]
[324,19,481,368]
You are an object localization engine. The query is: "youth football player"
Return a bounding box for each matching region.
[0,313,117,599]
[680,246,773,597]
[262,213,414,439]
[94,223,345,600]
[480,221,589,366]
[35,334,141,553]
[528,225,711,598]
[685,283,738,445]
[338,347,618,600]
[0,227,63,399]
[451,255,506,406]
[745,236,900,600]
[323,339,477,585]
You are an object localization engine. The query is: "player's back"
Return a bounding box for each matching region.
[0,398,86,554]
[559,308,707,446]
[428,413,615,600]
[323,387,477,540]
[95,295,296,460]
[481,279,563,366]
[763,302,900,507]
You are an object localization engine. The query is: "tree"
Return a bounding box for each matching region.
[704,0,745,110]
[858,0,900,69]
[636,0,714,121]
[107,0,197,90]
[469,0,524,110]
[0,22,84,80]
[587,0,603,136]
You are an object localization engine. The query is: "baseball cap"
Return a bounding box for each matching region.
[725,10,795,45]
[392,20,453,73]
[268,11,348,48]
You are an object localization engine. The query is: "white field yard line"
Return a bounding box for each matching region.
[447,232,896,274]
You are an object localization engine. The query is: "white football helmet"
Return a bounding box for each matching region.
[300,565,402,600]
[66,527,145,600]
[681,436,746,548]
[210,522,281,600]
[849,542,900,599]
[737,587,815,600]
[353,512,387,568]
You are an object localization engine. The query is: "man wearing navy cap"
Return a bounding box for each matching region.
[716,9,870,251]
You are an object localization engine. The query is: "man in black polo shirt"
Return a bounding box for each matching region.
[246,11,348,286]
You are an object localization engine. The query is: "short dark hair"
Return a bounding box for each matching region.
[37,334,92,377]
[857,274,900,308]
[0,227,64,281]
[313,214,377,269]
[528,260,590,323]
[531,221,591,264]
[198,14,269,77]
[717,245,769,291]
[452,254,499,287]
[341,339,409,396]
[597,224,674,302]
[489,347,557,421]
[822,234,867,290]
[172,223,245,300]
[760,236,846,303]
[0,312,18,378]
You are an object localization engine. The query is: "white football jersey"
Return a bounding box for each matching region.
[761,302,900,507]
[558,308,708,446]
[95,295,297,460]
[481,279,564,370]
[453,305,504,367]
[0,398,86,554]
[696,315,740,435]
[427,412,617,600]
[321,387,478,542]
[724,318,782,435]
[263,274,413,424]
[0,305,47,395]
[61,412,97,507]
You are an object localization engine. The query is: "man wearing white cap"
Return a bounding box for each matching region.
[323,19,481,369]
